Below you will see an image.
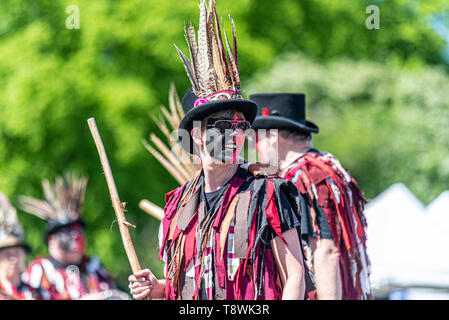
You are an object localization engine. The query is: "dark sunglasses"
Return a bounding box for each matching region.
[56,224,84,236]
[205,120,251,134]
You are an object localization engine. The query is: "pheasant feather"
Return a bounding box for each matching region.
[175,44,199,94]
[184,22,200,92]
[0,192,24,240]
[222,16,240,92]
[19,172,88,222]
[175,0,241,98]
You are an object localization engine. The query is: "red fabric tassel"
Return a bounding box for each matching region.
[183,215,198,272]
[265,179,286,244]
[159,185,186,260]
[214,231,226,288]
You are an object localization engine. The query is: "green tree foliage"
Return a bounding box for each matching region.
[0,0,447,288]
[240,0,448,72]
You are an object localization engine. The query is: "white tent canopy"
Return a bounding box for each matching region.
[426,190,449,234]
[365,183,449,289]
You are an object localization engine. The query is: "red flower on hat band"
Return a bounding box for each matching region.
[193,90,242,108]
[262,107,269,116]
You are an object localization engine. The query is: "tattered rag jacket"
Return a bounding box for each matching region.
[281,150,373,300]
[0,279,42,300]
[159,166,312,300]
[23,255,116,300]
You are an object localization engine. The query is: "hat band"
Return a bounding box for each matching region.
[193,90,242,107]
[261,107,307,125]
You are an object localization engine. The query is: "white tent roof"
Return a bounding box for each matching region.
[365,183,449,289]
[426,191,449,233]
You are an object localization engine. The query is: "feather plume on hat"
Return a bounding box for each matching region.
[0,192,24,242]
[19,172,88,226]
[175,0,241,100]
[176,0,257,154]
[143,82,201,185]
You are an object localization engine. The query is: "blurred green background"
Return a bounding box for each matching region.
[1,0,448,290]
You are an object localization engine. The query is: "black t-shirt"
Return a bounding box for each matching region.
[204,186,226,211]
[192,167,305,244]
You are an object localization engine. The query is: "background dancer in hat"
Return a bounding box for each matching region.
[19,172,127,300]
[128,0,311,300]
[0,192,41,300]
[251,93,373,300]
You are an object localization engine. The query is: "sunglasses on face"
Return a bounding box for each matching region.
[205,119,252,135]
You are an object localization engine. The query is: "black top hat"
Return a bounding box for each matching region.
[250,93,319,134]
[177,88,257,154]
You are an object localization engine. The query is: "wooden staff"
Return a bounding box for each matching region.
[87,117,149,276]
[139,199,163,221]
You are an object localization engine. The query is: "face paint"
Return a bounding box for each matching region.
[56,224,86,254]
[204,115,246,164]
[231,114,245,163]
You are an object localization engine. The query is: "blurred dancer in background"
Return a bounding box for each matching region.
[19,172,127,300]
[0,192,41,300]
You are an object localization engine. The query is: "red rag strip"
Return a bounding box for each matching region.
[183,215,198,272]
[264,179,286,244]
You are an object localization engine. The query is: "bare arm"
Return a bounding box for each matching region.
[271,228,306,300]
[307,236,342,300]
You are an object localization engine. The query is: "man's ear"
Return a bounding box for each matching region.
[191,127,203,146]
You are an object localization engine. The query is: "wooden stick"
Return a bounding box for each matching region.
[87,118,147,275]
[139,199,163,221]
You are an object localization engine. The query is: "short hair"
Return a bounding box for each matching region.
[279,129,312,143]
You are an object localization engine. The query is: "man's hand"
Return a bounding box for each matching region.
[128,269,164,300]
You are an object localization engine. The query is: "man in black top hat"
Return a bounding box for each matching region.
[128,0,313,300]
[250,93,373,300]
[130,89,312,299]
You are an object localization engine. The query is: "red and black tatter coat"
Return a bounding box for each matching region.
[23,255,116,300]
[280,149,373,300]
[0,279,42,300]
[159,165,314,300]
